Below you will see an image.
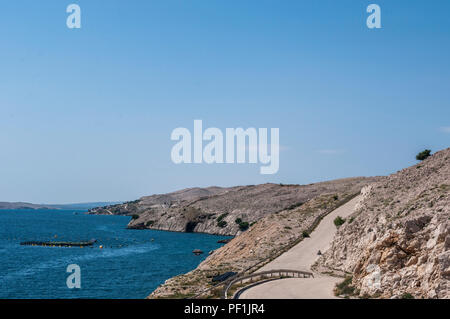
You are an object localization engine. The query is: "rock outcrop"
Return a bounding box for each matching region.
[148,181,378,298]
[317,148,450,299]
[89,178,376,236]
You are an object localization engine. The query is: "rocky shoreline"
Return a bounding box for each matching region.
[89,178,377,236]
[147,191,371,298]
[88,148,449,299]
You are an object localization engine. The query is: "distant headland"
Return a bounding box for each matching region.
[0,201,122,210]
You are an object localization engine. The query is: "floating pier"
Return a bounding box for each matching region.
[20,239,96,248]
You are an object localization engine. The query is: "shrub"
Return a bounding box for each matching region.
[302,231,310,238]
[238,222,249,231]
[287,202,303,210]
[333,195,339,201]
[217,213,229,228]
[217,213,228,222]
[145,220,155,226]
[401,293,414,299]
[131,214,139,220]
[217,220,227,228]
[235,218,242,224]
[335,276,356,296]
[334,216,346,227]
[416,149,431,161]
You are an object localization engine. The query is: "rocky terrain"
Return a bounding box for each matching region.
[316,148,449,299]
[147,179,378,298]
[89,178,375,236]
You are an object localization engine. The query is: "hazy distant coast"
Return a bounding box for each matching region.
[0,201,122,211]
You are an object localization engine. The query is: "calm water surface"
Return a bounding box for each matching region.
[0,210,230,299]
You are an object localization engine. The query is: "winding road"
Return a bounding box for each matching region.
[238,195,361,299]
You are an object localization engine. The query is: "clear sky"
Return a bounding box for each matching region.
[0,0,449,204]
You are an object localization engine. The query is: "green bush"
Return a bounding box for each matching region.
[145,220,155,226]
[401,293,414,299]
[217,220,227,228]
[217,213,228,222]
[217,213,229,228]
[335,276,356,296]
[302,231,310,238]
[416,149,431,161]
[131,214,139,220]
[238,222,249,231]
[235,218,242,224]
[334,216,346,227]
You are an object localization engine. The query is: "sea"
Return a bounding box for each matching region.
[0,209,230,299]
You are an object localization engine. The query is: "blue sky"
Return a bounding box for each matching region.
[0,0,449,204]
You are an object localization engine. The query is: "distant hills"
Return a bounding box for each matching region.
[0,201,122,210]
[89,178,378,236]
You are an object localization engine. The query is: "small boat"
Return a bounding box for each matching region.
[192,249,204,255]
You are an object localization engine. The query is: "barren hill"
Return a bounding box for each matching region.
[89,178,377,236]
[316,148,450,299]
[146,178,379,298]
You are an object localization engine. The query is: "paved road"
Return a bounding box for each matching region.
[239,195,361,299]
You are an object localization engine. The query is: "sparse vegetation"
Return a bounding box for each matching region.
[287,202,304,210]
[416,149,431,161]
[217,213,228,222]
[302,231,310,238]
[334,276,356,296]
[334,216,346,227]
[217,220,227,228]
[131,214,139,220]
[146,220,155,226]
[217,213,229,228]
[401,293,414,299]
[238,221,249,231]
[234,217,249,231]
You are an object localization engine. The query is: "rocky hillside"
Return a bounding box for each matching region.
[316,148,449,299]
[147,178,379,298]
[89,178,376,236]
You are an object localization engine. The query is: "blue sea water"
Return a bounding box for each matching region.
[0,210,230,299]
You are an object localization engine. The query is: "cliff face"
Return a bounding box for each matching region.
[147,178,379,298]
[89,178,376,236]
[317,148,450,299]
